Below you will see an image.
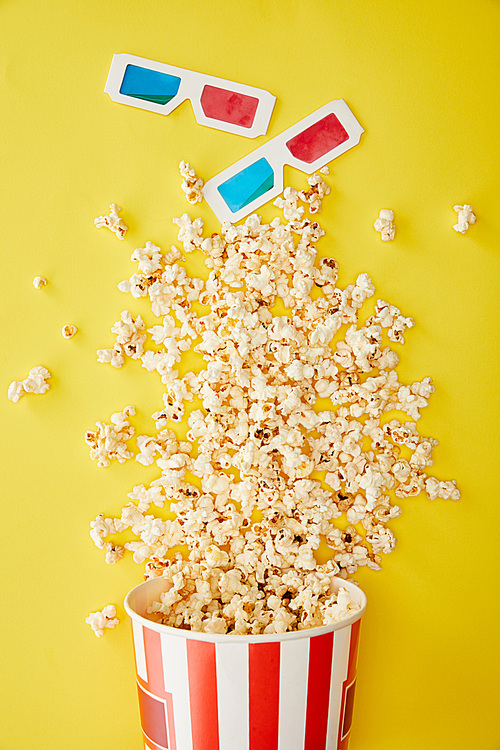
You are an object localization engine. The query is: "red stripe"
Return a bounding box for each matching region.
[142,627,177,750]
[248,642,280,750]
[186,639,219,750]
[165,693,177,750]
[304,632,334,750]
[143,627,166,697]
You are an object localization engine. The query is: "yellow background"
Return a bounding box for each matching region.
[1,1,499,748]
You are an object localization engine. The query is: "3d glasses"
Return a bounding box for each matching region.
[104,53,276,138]
[202,99,364,223]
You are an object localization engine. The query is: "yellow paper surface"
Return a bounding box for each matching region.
[1,1,499,748]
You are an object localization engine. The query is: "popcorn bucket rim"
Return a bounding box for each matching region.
[124,574,367,644]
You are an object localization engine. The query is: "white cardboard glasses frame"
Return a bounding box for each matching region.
[104,53,276,138]
[202,99,364,224]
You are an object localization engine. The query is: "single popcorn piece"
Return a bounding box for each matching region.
[33,276,47,289]
[8,366,51,402]
[374,209,395,241]
[85,604,119,637]
[94,203,128,240]
[453,204,476,234]
[62,324,77,339]
[179,161,204,205]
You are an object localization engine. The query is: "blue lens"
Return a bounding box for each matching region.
[119,64,181,105]
[217,158,274,213]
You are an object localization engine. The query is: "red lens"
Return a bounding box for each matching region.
[200,85,259,128]
[285,113,349,163]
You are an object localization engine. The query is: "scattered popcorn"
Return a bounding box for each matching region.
[298,173,331,214]
[94,203,128,240]
[85,604,119,637]
[88,165,459,634]
[319,165,330,175]
[453,204,476,234]
[33,276,47,289]
[8,366,51,402]
[62,324,78,339]
[179,161,204,205]
[85,405,136,468]
[273,186,304,222]
[374,209,395,241]
[97,311,147,367]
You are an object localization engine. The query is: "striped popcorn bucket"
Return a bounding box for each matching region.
[124,575,367,750]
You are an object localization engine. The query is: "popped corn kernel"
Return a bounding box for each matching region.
[94,203,128,240]
[33,276,47,289]
[85,604,119,637]
[179,161,204,205]
[374,209,395,241]
[453,204,476,234]
[8,366,51,402]
[62,324,77,339]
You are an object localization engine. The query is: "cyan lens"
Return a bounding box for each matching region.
[119,65,181,105]
[217,158,274,213]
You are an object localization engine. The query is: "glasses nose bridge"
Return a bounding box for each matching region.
[184,69,206,122]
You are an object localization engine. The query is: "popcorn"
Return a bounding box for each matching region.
[85,405,136,468]
[273,187,304,222]
[298,173,330,214]
[62,324,77,339]
[374,209,395,241]
[453,204,476,234]
[97,346,125,368]
[8,366,51,402]
[85,604,119,637]
[7,381,24,402]
[179,161,204,204]
[33,276,47,289]
[87,163,459,634]
[94,203,128,240]
[97,311,147,366]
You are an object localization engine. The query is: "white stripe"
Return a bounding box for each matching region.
[132,620,148,682]
[325,625,351,750]
[278,638,310,750]
[216,641,249,750]
[160,633,193,750]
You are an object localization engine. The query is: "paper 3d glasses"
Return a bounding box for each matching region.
[202,99,364,223]
[105,53,276,138]
[104,56,364,223]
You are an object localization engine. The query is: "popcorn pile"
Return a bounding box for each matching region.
[87,170,459,635]
[8,366,51,403]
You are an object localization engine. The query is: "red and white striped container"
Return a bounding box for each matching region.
[124,576,367,750]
